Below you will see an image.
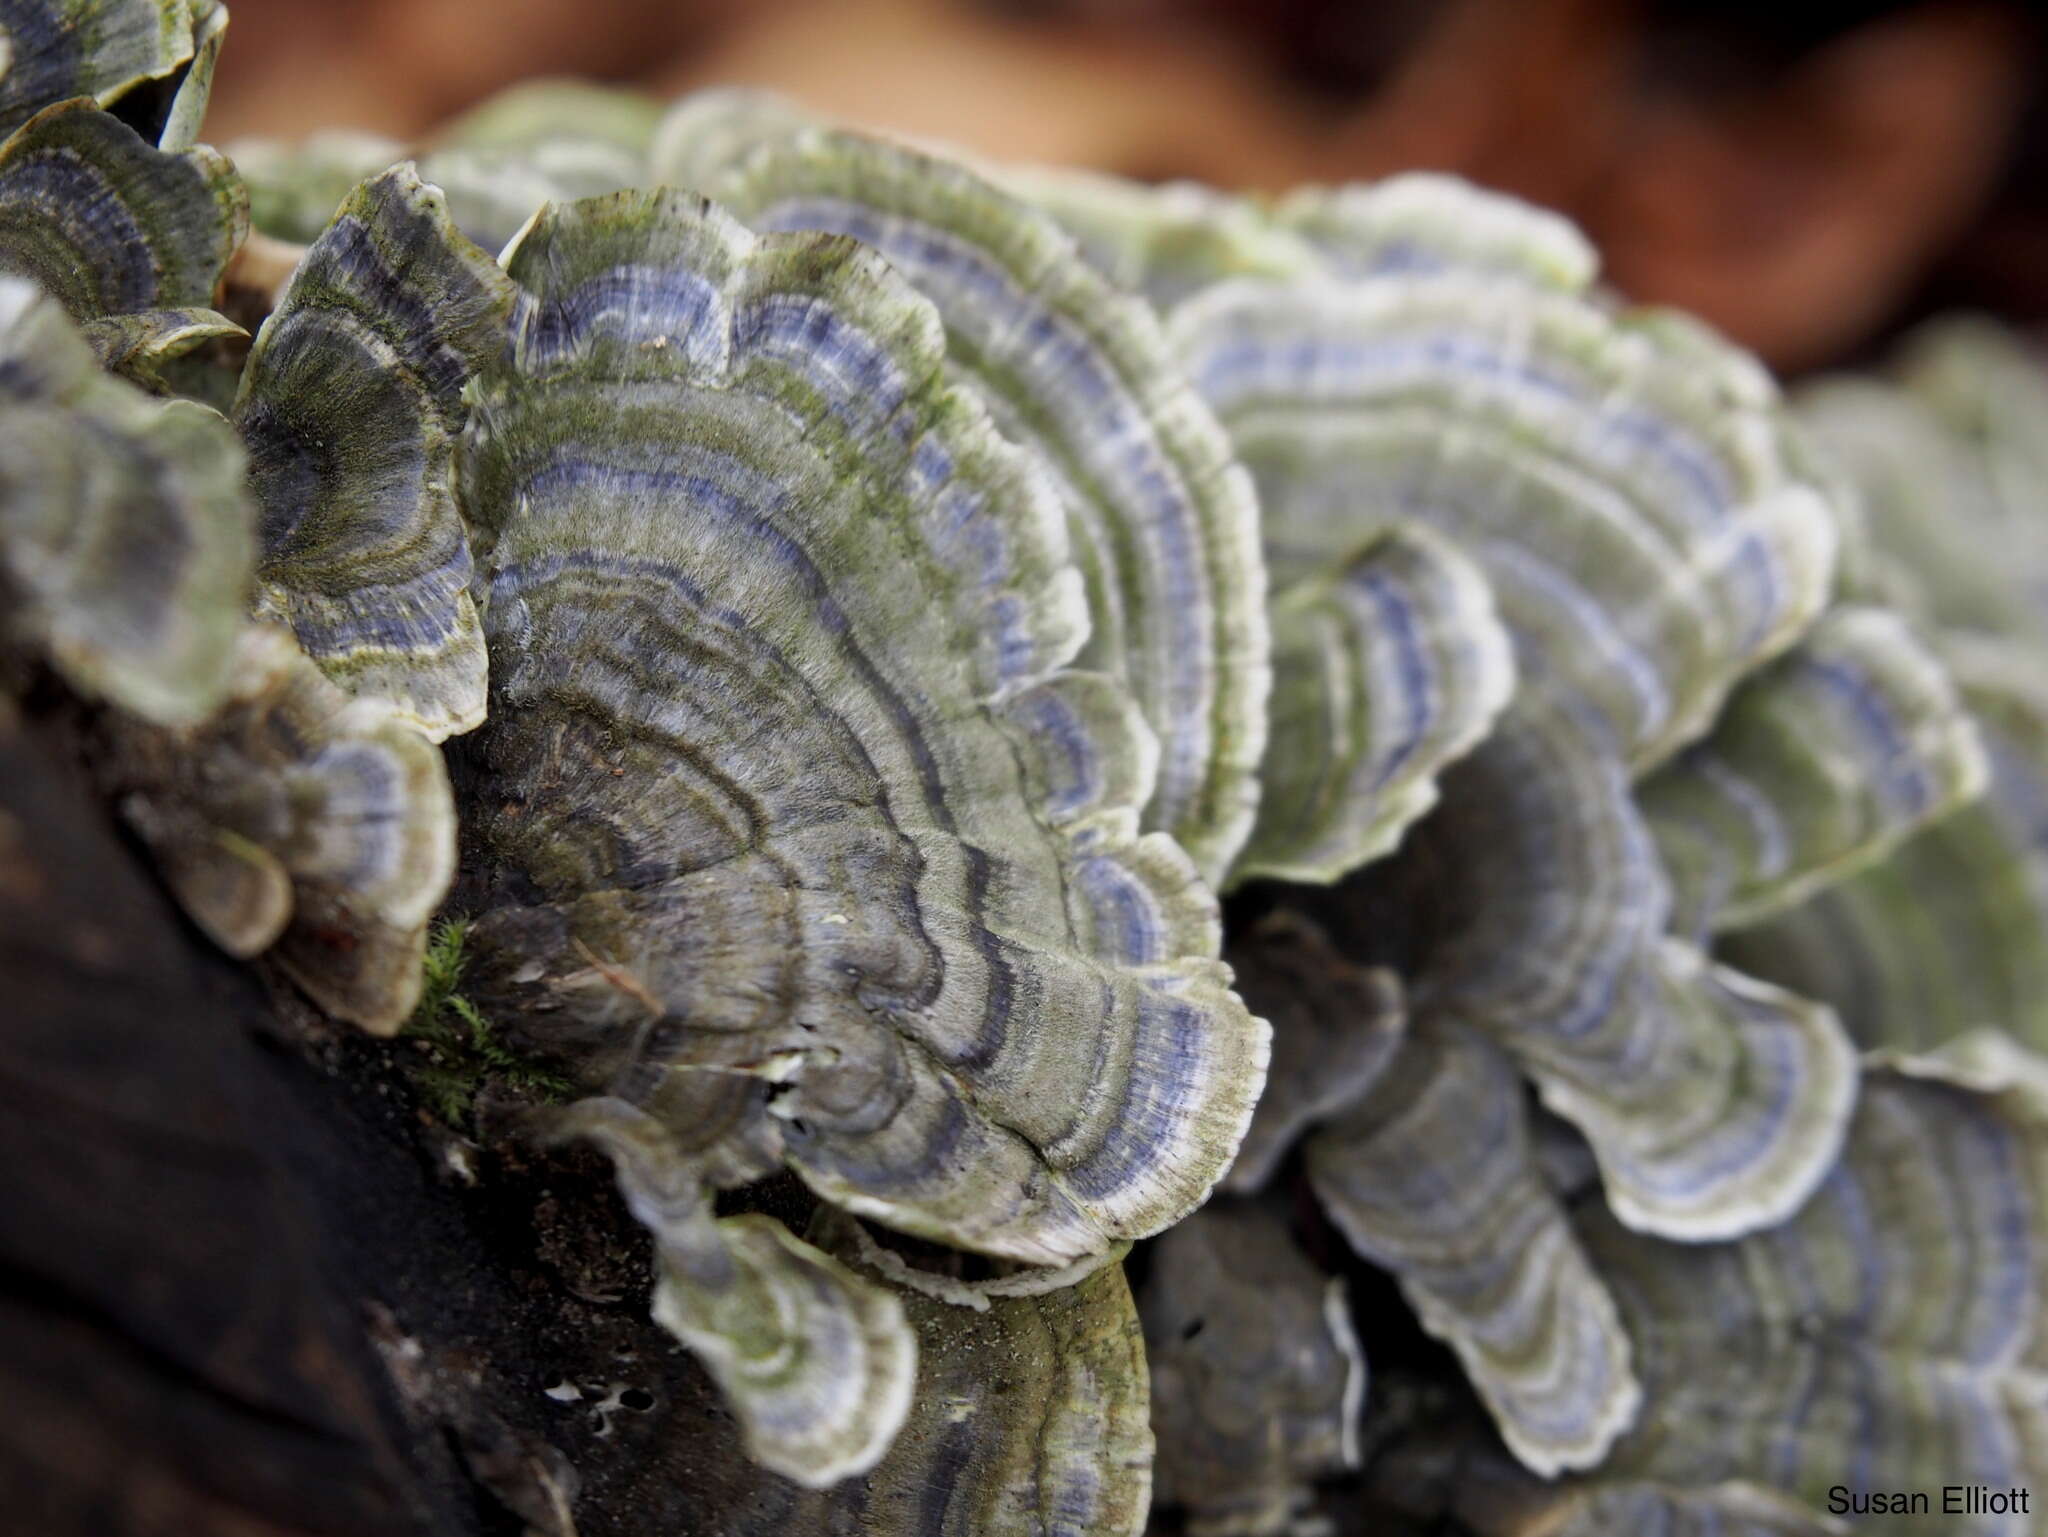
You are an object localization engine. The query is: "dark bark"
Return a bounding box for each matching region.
[0,707,798,1536]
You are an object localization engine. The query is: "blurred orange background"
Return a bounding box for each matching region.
[208,0,2048,372]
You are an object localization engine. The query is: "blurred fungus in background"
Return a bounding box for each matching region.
[208,0,2048,371]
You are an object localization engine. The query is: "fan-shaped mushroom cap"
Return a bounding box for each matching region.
[635,1199,1151,1528]
[79,303,242,393]
[1729,636,2048,1053]
[104,623,455,1029]
[1403,715,1859,1239]
[1579,1036,2048,1535]
[994,164,1324,312]
[552,1099,917,1488]
[1269,174,1599,292]
[998,167,1593,316]
[0,0,200,136]
[1171,275,1837,775]
[0,276,248,724]
[437,78,658,160]
[152,0,222,153]
[1168,229,1862,1241]
[654,98,1271,886]
[1305,1015,1640,1476]
[0,276,445,1029]
[235,164,513,740]
[804,1207,1151,1534]
[461,188,1268,1267]
[1642,606,1986,938]
[0,97,242,320]
[1731,324,2048,1052]
[1237,520,1514,885]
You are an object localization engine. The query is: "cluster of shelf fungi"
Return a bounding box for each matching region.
[7,4,2048,1533]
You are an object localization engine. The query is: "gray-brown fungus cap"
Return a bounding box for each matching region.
[1142,1198,1364,1537]
[655,92,1273,887]
[456,187,1268,1477]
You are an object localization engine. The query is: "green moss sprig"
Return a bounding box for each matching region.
[402,917,575,1129]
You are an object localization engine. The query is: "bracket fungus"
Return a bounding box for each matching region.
[1574,1037,2048,1535]
[653,92,1273,887]
[1357,708,1858,1244]
[993,164,1325,313]
[1640,605,1987,938]
[1141,1199,1364,1536]
[1003,167,1596,317]
[1726,645,2048,1053]
[234,163,513,741]
[1725,321,2048,1057]
[1267,173,1598,292]
[0,274,247,724]
[1169,272,1837,772]
[456,185,1266,1472]
[0,265,456,1031]
[648,1201,1153,1531]
[0,0,220,140]
[9,12,2047,1531]
[79,302,243,395]
[230,79,660,256]
[1009,161,1990,1506]
[1234,519,1514,885]
[1800,317,2048,647]
[1164,217,1866,1245]
[1303,1015,1640,1477]
[101,621,457,1029]
[0,95,242,323]
[780,1208,1152,1534]
[551,1099,918,1487]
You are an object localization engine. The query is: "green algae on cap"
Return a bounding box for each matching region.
[655,94,1272,885]
[0,97,244,320]
[236,164,514,741]
[0,0,189,135]
[1642,606,1987,937]
[460,188,1266,1295]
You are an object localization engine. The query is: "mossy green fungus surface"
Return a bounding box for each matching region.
[0,96,243,321]
[657,98,1274,887]
[236,164,513,741]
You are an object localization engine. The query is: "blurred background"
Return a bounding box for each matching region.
[210,0,2048,373]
